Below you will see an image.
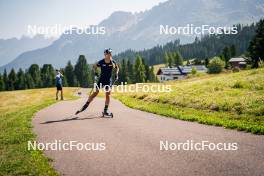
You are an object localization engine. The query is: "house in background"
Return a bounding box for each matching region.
[157,65,207,82]
[229,57,247,69]
[157,67,185,82]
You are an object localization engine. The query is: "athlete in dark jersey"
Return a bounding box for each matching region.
[75,48,119,116]
[96,58,117,88]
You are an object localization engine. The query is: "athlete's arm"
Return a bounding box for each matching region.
[93,61,101,77]
[59,72,63,77]
[114,61,119,79]
[116,63,119,75]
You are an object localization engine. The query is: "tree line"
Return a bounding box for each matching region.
[118,55,157,84]
[1,19,263,91]
[211,19,264,69]
[163,51,183,67]
[114,23,258,66]
[0,55,156,91]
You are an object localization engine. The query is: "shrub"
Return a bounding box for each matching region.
[208,57,225,74]
[232,81,245,89]
[191,67,197,75]
[259,59,264,68]
[232,67,240,72]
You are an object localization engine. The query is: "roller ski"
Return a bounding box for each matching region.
[102,110,113,118]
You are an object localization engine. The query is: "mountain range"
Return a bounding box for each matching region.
[1,0,264,72]
[0,35,54,67]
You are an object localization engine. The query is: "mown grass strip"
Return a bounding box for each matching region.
[0,88,78,176]
[115,95,264,135]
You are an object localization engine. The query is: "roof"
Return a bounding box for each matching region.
[179,65,207,74]
[229,57,245,62]
[157,67,182,75]
[157,65,207,75]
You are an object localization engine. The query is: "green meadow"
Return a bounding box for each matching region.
[0,88,78,176]
[114,68,264,134]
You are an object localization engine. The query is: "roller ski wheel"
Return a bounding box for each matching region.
[102,111,113,118]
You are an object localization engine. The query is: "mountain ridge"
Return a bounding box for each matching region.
[1,0,263,72]
[0,35,55,67]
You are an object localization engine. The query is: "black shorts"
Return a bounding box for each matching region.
[96,80,112,91]
[56,85,62,90]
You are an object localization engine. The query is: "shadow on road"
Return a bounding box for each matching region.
[41,115,99,124]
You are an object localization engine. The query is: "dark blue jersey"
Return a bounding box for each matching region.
[97,59,117,84]
[55,74,63,86]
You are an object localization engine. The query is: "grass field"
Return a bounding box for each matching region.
[114,68,264,134]
[0,88,78,176]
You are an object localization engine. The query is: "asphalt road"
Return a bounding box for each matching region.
[33,92,264,176]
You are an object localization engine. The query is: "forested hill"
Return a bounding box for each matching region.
[114,23,257,65]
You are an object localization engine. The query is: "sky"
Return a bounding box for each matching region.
[0,0,167,39]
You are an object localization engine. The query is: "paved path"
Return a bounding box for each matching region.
[33,92,264,176]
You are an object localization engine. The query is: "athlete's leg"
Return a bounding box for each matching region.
[56,90,59,100]
[60,89,64,100]
[75,89,99,115]
[104,90,111,113]
[88,89,99,103]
